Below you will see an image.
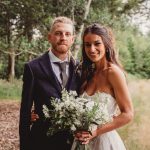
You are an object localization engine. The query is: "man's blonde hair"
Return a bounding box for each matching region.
[50,16,75,34]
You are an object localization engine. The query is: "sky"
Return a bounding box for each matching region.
[131,0,150,35]
[131,14,150,34]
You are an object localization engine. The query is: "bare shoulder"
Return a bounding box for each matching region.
[107,64,125,81]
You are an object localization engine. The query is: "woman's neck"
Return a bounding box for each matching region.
[95,58,108,72]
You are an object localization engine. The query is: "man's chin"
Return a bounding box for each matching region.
[57,45,69,52]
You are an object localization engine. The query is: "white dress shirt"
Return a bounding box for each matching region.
[48,50,69,85]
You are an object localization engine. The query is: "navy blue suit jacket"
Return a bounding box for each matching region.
[19,51,81,150]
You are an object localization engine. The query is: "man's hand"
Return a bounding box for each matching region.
[31,110,39,123]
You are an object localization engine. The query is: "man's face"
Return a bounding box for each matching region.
[48,23,74,58]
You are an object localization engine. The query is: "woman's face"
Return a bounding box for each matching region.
[84,33,106,63]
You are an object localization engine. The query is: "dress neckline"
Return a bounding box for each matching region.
[83,91,115,100]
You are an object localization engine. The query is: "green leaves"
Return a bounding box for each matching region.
[42,90,112,137]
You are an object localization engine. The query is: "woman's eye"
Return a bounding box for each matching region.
[95,42,101,46]
[85,43,91,47]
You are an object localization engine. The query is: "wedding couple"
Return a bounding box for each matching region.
[19,16,134,150]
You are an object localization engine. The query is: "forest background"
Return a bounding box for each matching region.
[0,0,150,150]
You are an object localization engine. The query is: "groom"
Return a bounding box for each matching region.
[19,16,81,150]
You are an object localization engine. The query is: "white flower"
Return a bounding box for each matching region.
[43,105,50,118]
[69,90,77,96]
[71,124,76,131]
[85,101,95,111]
[42,89,112,136]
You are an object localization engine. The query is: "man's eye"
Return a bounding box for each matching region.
[55,32,61,36]
[66,33,71,37]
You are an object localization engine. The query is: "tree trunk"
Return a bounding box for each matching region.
[72,0,92,59]
[8,49,15,82]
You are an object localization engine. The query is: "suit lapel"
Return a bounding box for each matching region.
[39,51,62,93]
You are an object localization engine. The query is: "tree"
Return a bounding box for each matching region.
[0,0,150,81]
[0,0,50,81]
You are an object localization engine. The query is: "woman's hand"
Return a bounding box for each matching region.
[74,131,93,144]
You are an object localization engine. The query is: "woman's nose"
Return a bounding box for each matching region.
[90,44,95,52]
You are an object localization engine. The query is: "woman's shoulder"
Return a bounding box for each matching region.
[107,63,125,80]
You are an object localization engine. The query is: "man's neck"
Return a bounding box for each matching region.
[50,49,69,61]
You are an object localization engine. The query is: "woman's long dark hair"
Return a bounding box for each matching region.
[80,23,123,93]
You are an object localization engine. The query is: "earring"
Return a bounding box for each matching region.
[91,63,95,71]
[106,49,111,61]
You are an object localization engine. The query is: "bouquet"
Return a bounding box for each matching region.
[43,89,112,150]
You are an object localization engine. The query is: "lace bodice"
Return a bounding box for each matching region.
[81,92,118,117]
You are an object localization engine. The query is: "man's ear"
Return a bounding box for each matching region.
[72,35,76,43]
[48,33,51,42]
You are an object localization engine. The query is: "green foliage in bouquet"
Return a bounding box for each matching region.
[43,89,112,137]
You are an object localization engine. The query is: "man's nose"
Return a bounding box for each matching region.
[60,33,67,39]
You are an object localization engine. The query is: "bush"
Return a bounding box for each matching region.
[0,79,22,100]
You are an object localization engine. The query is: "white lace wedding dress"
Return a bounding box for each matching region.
[74,92,126,150]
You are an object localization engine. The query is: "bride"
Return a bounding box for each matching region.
[73,23,134,150]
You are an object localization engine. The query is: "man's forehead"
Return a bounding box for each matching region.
[51,23,74,33]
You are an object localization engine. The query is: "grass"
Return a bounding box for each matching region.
[0,79,22,100]
[0,78,150,149]
[118,79,150,150]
